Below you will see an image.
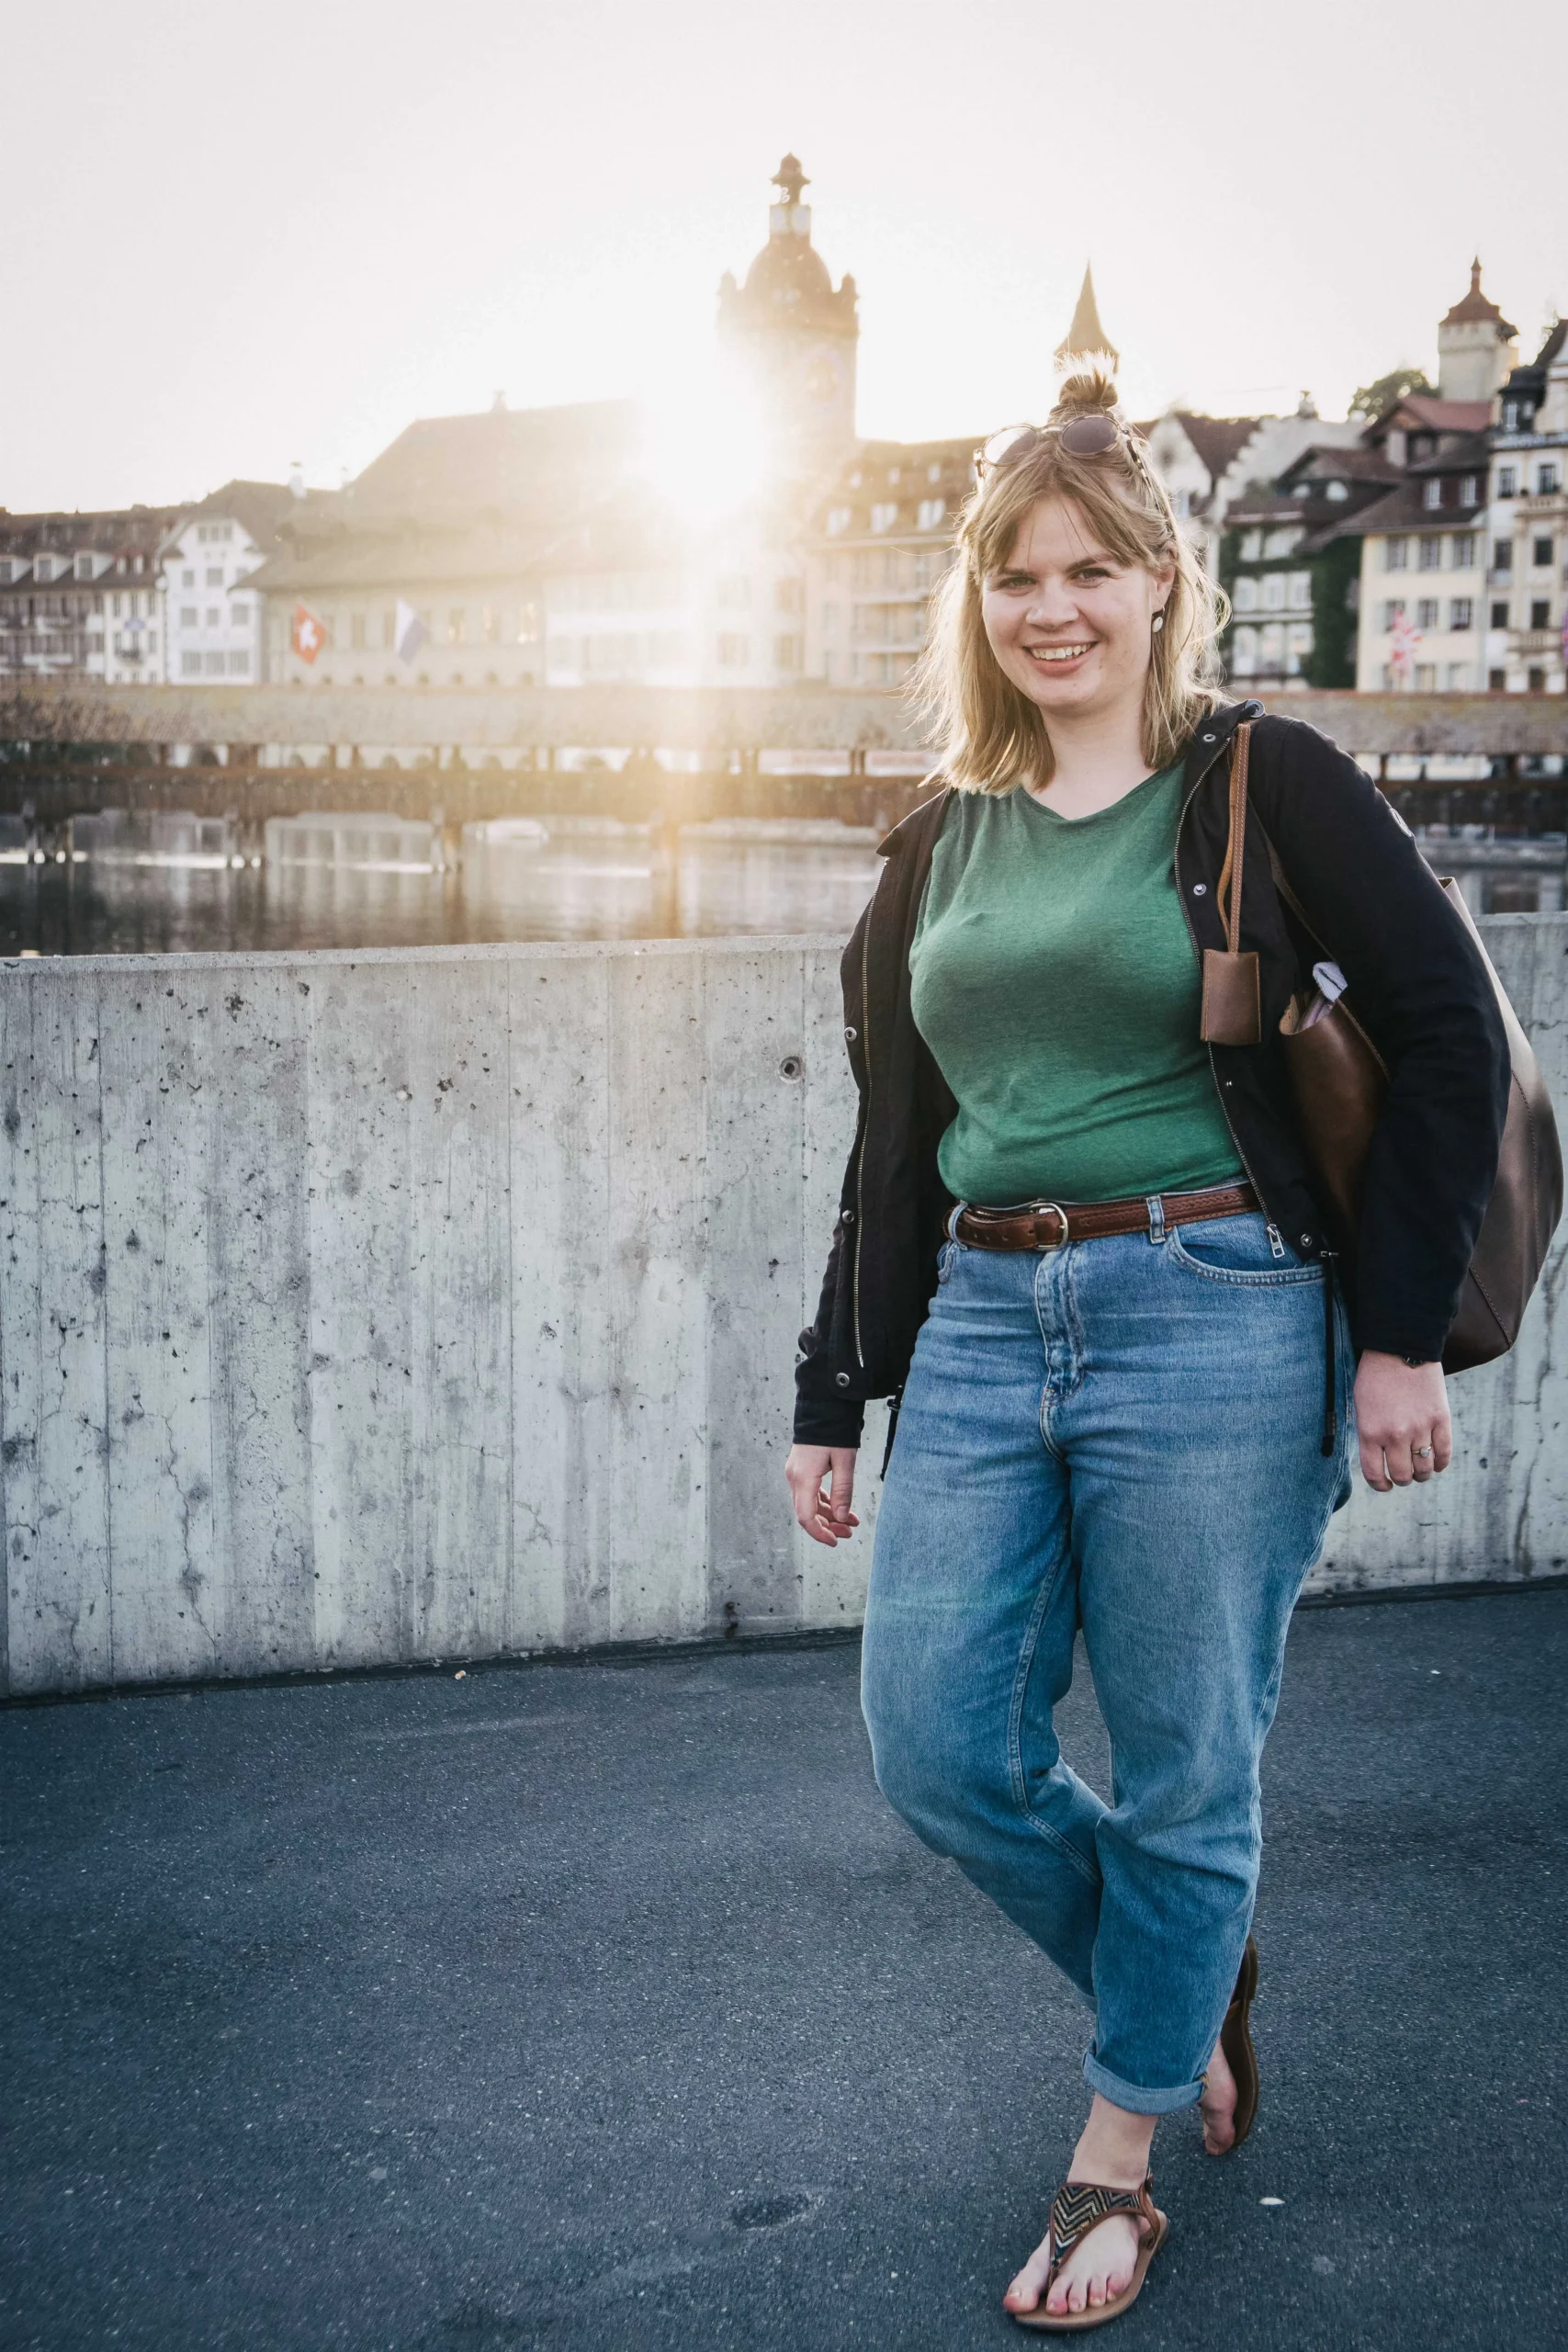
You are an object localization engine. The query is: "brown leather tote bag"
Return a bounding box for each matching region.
[1206,724,1563,1374]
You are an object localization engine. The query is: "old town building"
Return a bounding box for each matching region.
[0,506,179,684]
[1482,320,1568,694]
[160,480,332,683]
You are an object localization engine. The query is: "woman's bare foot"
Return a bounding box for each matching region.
[1200,2030,1238,2155]
[1003,2095,1156,2321]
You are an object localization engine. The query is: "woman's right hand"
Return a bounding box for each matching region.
[785,1445,860,1546]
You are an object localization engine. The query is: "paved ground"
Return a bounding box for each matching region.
[2,1589,1564,2352]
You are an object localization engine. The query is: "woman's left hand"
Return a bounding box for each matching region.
[1353,1351,1451,1491]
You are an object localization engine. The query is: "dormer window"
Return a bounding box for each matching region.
[1461,476,1479,505]
[1423,480,1444,510]
[848,470,863,488]
[825,506,852,537]
[927,462,942,482]
[1324,481,1348,502]
[1503,401,1519,431]
[35,558,53,582]
[75,554,95,579]
[888,468,901,486]
[917,499,946,530]
[870,503,898,534]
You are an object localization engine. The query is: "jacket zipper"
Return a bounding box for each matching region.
[1173,737,1283,1245]
[852,909,872,1367]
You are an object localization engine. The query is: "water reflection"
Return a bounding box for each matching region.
[0,818,885,958]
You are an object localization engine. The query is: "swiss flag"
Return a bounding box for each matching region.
[292,604,327,662]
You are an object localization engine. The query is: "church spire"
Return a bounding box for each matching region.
[1055,265,1120,371]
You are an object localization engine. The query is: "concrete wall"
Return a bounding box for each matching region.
[2,919,1564,1698]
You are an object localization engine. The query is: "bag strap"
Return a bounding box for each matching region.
[1214,721,1251,953]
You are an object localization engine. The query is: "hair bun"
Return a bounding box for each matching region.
[1050,368,1120,422]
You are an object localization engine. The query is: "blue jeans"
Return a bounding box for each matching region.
[861,1212,1353,2115]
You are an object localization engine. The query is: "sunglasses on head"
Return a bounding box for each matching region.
[975,413,1128,479]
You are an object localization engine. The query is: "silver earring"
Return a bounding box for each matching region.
[1152,610,1167,633]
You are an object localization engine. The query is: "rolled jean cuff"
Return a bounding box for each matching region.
[1082,2051,1204,2116]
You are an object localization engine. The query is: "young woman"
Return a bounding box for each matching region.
[784,373,1510,2330]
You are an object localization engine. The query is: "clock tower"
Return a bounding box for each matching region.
[716,155,859,473]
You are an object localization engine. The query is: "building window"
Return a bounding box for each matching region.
[1494,540,1513,572]
[383,609,396,647]
[825,506,852,537]
[205,568,222,588]
[1262,573,1286,611]
[1490,668,1506,689]
[870,503,898,534]
[205,607,220,627]
[1445,663,1471,690]
[1263,527,1302,559]
[180,606,197,627]
[928,462,942,482]
[1533,537,1554,569]
[1451,536,1476,569]
[1382,600,1406,630]
[74,555,93,579]
[1460,476,1480,505]
[182,569,195,588]
[1230,626,1259,675]
[231,600,248,623]
[446,610,466,644]
[35,558,53,582]
[1491,601,1510,628]
[1540,464,1562,495]
[1286,571,1312,611]
[228,649,250,675]
[1417,537,1441,571]
[204,650,226,675]
[1385,537,1408,571]
[1422,479,1444,510]
[1450,599,1473,630]
[1529,667,1547,691]
[1414,663,1437,690]
[1530,600,1551,629]
[181,650,202,677]
[1497,466,1517,497]
[1240,530,1263,561]
[774,576,804,614]
[349,613,366,649]
[480,606,498,642]
[1416,599,1439,630]
[1231,576,1259,614]
[917,499,946,530]
[1324,480,1348,502]
[774,633,803,672]
[716,575,750,608]
[716,633,750,667]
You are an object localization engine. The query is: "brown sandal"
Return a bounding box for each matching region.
[1215,1933,1260,2151]
[1009,2176,1168,2333]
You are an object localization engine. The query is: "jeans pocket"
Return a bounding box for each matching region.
[1165,1213,1322,1286]
[936,1238,961,1285]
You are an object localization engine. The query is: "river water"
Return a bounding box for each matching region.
[0,823,886,958]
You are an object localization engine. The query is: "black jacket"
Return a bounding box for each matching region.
[794,701,1512,1449]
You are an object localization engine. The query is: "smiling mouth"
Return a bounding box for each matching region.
[1024,642,1095,663]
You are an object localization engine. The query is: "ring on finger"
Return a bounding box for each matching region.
[1414,1444,1435,1460]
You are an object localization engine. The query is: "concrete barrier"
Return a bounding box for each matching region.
[2,919,1564,1697]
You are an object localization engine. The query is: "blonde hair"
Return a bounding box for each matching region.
[915,369,1230,793]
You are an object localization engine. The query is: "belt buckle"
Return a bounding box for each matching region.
[1029,1199,1069,1253]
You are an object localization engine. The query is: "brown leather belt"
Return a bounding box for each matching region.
[953,1180,1258,1253]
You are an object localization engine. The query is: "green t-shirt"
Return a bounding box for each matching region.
[908,762,1245,1206]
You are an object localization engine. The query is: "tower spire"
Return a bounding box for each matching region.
[1055,265,1120,371]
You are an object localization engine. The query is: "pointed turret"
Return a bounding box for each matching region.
[1055,266,1120,371]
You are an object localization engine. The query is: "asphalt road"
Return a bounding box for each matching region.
[3,1589,1564,2352]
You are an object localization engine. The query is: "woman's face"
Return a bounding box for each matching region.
[980,494,1174,726]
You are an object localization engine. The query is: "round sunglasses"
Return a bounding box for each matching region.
[975,413,1130,480]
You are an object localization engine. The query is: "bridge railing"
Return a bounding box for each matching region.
[3,920,1565,1698]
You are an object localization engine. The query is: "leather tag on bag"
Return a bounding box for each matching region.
[1201,949,1261,1046]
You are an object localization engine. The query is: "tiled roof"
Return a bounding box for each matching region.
[1322,480,1487,540]
[1440,259,1517,337]
[345,400,641,524]
[1169,413,1260,482]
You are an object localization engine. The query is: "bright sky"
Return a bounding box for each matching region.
[8,0,1566,514]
